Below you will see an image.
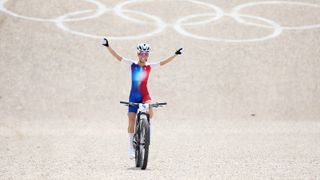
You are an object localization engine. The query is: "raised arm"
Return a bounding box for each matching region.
[160,48,183,66]
[102,38,122,62]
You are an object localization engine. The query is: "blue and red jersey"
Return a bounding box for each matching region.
[122,58,160,112]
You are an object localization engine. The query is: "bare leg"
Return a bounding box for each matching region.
[128,112,136,133]
[127,112,136,159]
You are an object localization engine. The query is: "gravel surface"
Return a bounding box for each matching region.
[1,0,320,179]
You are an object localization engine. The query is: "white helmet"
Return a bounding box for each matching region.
[137,43,151,53]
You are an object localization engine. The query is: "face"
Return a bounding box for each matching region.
[137,52,149,63]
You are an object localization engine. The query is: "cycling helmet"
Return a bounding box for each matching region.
[137,43,151,53]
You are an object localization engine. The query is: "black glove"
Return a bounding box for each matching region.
[175,48,183,55]
[102,38,109,47]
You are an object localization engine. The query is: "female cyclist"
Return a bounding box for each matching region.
[102,38,183,159]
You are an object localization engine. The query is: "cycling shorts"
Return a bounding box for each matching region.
[128,91,151,113]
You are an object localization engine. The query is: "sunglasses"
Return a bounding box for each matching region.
[138,52,149,57]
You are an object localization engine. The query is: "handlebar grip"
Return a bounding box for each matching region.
[120,101,129,104]
[157,102,167,106]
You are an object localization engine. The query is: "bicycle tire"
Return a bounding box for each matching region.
[135,128,141,167]
[139,115,150,170]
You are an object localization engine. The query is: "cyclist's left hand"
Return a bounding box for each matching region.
[175,48,183,55]
[102,38,109,47]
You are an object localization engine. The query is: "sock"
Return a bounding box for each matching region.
[128,133,134,149]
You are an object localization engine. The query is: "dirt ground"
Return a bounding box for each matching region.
[1,0,320,179]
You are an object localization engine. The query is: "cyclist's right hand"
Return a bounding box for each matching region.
[102,38,109,47]
[175,48,183,55]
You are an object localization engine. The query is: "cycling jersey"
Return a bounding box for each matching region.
[122,58,160,113]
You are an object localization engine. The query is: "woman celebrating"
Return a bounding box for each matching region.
[102,38,183,159]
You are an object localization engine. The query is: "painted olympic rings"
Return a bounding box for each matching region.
[1,0,319,42]
[232,1,320,30]
[174,13,283,43]
[0,0,107,22]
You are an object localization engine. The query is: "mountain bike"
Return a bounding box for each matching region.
[120,101,167,170]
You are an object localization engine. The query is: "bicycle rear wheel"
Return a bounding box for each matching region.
[139,115,150,170]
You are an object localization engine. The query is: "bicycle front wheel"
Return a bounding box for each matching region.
[139,115,150,170]
[134,133,141,168]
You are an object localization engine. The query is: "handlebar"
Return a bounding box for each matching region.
[120,101,167,108]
